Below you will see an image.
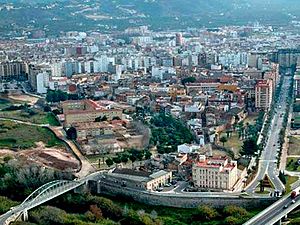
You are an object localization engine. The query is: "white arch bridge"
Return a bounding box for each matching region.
[0,179,89,225]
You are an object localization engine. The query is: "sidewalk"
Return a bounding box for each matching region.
[279,105,293,171]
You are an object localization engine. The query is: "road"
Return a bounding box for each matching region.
[49,126,96,178]
[244,188,300,225]
[246,76,292,194]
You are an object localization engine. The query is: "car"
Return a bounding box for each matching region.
[292,200,296,204]
[157,187,163,192]
[284,204,288,209]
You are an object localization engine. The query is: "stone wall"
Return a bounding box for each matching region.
[93,181,276,209]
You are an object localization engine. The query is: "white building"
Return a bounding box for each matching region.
[36,72,49,94]
[151,66,176,80]
[177,144,201,154]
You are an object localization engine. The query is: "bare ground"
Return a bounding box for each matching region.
[8,94,39,105]
[0,142,80,171]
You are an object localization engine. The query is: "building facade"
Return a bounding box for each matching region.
[192,155,238,191]
[255,79,273,110]
[62,99,123,126]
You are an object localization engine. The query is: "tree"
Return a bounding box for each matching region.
[259,179,264,192]
[220,136,228,147]
[46,90,68,103]
[144,150,152,160]
[279,171,286,184]
[101,116,108,122]
[66,127,77,140]
[120,154,129,163]
[223,205,249,218]
[89,204,103,220]
[105,158,114,167]
[30,206,66,225]
[195,205,219,221]
[129,154,137,163]
[182,76,196,85]
[44,105,51,112]
[241,138,259,156]
[95,115,108,122]
[224,216,240,225]
[113,157,122,164]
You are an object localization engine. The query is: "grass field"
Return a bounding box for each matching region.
[0,121,63,149]
[244,114,259,125]
[254,189,270,194]
[0,110,60,126]
[288,136,300,155]
[285,176,298,193]
[0,97,23,110]
[286,157,300,172]
[221,132,243,158]
[219,115,259,158]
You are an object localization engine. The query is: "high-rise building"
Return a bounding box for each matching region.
[255,79,273,110]
[175,33,183,46]
[294,74,300,97]
[28,65,49,94]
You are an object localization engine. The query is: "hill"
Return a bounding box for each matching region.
[0,0,299,36]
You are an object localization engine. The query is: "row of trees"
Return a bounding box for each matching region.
[46,90,79,103]
[191,205,252,225]
[7,191,253,225]
[15,193,164,225]
[105,149,152,167]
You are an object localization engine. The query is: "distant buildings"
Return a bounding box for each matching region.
[192,155,238,191]
[0,61,27,81]
[175,33,184,46]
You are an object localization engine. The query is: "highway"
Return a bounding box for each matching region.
[244,189,300,225]
[246,76,292,194]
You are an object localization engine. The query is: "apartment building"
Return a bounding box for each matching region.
[294,74,300,97]
[0,61,27,81]
[192,155,238,191]
[255,79,273,110]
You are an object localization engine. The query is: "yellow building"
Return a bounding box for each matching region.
[62,99,123,126]
[73,122,114,140]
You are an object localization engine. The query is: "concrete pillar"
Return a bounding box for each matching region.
[22,210,28,221]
